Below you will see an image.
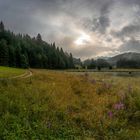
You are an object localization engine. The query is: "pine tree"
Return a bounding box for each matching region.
[0,21,4,32]
[15,46,21,67]
[8,45,16,67]
[36,33,42,42]
[20,54,28,68]
[89,59,96,69]
[0,39,9,66]
[69,53,74,68]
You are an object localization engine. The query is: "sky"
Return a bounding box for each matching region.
[0,0,140,59]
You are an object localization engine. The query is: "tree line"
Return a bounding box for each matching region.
[83,58,140,69]
[116,59,140,68]
[83,58,112,70]
[0,21,74,69]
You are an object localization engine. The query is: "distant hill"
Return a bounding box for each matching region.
[108,52,140,66]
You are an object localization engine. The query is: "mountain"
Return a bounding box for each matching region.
[108,52,140,66]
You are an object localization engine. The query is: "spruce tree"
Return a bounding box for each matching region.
[36,33,42,42]
[20,54,28,68]
[8,45,16,67]
[69,53,74,68]
[0,39,9,66]
[0,21,4,32]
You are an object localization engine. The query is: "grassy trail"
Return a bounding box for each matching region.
[11,70,33,79]
[0,66,32,79]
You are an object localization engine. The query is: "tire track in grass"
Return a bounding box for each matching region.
[0,70,33,80]
[11,70,33,79]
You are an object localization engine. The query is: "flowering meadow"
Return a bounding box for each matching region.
[0,68,140,139]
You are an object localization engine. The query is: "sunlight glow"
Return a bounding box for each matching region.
[75,32,91,46]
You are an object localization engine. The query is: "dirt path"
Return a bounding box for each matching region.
[10,70,33,79]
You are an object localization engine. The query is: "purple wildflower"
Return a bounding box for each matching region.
[114,102,125,110]
[108,111,113,118]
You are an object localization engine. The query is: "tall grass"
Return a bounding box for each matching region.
[0,69,140,139]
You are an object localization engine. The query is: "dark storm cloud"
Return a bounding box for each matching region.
[111,24,140,40]
[120,38,140,52]
[0,0,44,35]
[97,0,113,33]
[92,16,110,33]
[0,0,114,33]
[82,0,114,34]
[0,0,140,58]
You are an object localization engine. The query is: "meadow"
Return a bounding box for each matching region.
[0,67,140,140]
[0,66,26,78]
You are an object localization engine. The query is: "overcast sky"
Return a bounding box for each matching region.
[0,0,140,59]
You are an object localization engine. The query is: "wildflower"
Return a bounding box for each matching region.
[114,102,125,110]
[108,111,113,118]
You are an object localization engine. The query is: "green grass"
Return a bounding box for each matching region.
[0,68,140,139]
[0,66,26,78]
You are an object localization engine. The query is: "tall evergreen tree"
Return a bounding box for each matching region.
[15,46,22,67]
[69,53,74,68]
[0,21,4,32]
[0,39,9,66]
[20,54,28,68]
[36,33,42,42]
[8,45,16,67]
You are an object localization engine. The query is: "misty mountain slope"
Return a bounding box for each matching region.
[108,52,140,65]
